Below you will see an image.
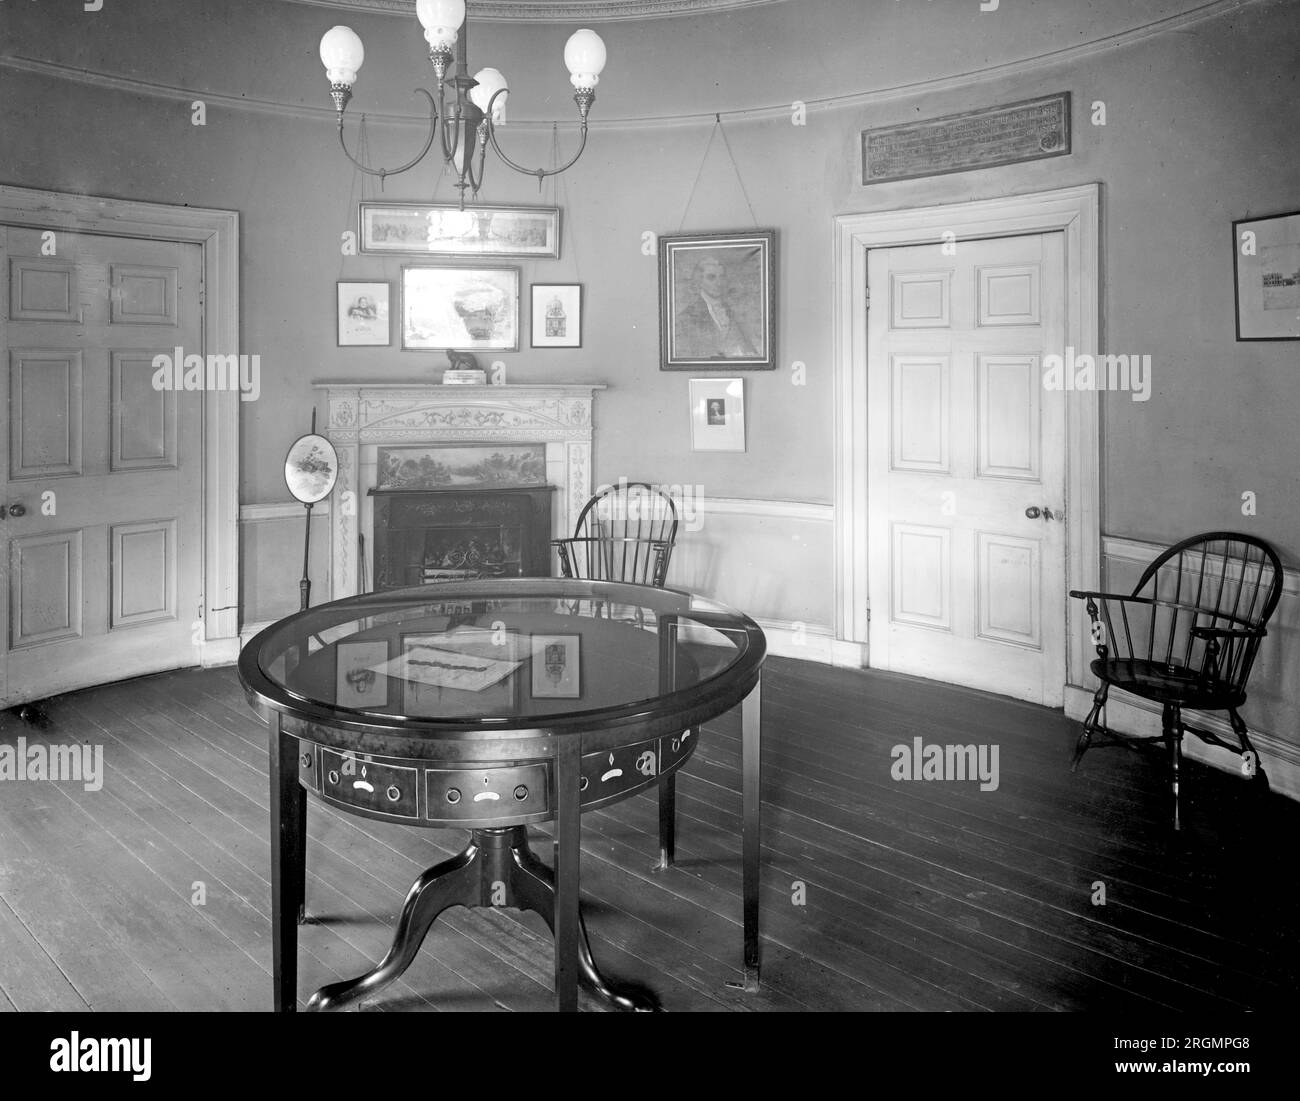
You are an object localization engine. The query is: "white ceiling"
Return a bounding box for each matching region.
[280,0,787,20]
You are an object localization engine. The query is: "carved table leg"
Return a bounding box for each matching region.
[306,840,481,1011]
[510,835,658,1012]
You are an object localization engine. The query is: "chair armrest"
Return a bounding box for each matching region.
[1190,624,1264,640]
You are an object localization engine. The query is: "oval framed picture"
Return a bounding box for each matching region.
[284,433,339,504]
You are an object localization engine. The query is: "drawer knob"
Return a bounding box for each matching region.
[514,785,528,801]
[300,752,313,768]
[446,788,462,804]
[328,770,340,785]
[386,785,401,802]
[578,776,589,792]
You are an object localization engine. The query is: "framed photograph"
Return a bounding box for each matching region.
[335,640,390,709]
[401,265,520,352]
[659,229,776,370]
[530,634,581,699]
[530,283,582,348]
[397,628,521,717]
[689,377,746,452]
[336,280,390,346]
[360,202,561,258]
[1233,210,1300,340]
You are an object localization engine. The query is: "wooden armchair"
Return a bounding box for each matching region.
[1070,532,1283,829]
[553,481,679,587]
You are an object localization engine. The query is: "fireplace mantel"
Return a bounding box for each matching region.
[315,382,605,599]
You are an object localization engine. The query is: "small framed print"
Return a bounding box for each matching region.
[335,640,390,708]
[360,202,561,258]
[531,283,582,348]
[689,377,746,452]
[1233,210,1300,340]
[531,634,581,699]
[401,265,520,351]
[337,280,391,346]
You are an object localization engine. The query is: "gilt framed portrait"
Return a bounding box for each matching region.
[337,280,390,346]
[401,265,520,351]
[659,229,776,370]
[1234,210,1300,340]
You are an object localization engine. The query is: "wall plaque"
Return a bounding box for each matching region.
[862,93,1071,185]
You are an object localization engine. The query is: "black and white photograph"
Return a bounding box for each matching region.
[2,0,1298,1071]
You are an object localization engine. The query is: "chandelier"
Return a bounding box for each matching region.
[318,0,607,208]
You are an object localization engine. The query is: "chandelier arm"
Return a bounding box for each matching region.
[482,89,590,180]
[336,88,439,178]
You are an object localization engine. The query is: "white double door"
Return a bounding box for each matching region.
[0,226,205,706]
[867,232,1067,706]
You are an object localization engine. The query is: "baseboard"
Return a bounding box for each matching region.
[756,619,866,667]
[1064,683,1300,802]
[199,636,241,668]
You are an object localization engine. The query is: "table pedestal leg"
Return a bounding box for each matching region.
[726,672,762,993]
[303,826,656,1012]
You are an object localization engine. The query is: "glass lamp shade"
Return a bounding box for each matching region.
[469,68,509,123]
[319,25,365,86]
[564,29,606,90]
[417,0,466,49]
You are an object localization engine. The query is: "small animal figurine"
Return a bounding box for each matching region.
[446,349,480,372]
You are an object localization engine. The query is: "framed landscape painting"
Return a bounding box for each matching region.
[360,202,561,258]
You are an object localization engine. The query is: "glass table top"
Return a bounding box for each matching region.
[242,578,766,729]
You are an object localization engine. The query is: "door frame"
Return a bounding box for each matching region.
[832,183,1101,699]
[0,184,240,666]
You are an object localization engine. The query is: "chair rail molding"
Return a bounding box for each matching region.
[0,183,240,653]
[833,183,1102,694]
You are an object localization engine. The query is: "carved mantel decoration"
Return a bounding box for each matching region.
[315,382,604,599]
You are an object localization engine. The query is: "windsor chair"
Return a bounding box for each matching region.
[1070,532,1283,830]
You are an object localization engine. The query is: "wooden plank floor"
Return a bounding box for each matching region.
[1,658,1296,1012]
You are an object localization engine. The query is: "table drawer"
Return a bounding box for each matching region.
[426,762,552,822]
[320,749,420,820]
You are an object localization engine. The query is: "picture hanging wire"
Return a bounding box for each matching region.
[677,114,759,233]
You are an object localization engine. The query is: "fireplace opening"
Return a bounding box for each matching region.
[369,486,556,591]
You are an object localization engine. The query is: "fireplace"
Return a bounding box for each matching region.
[315,382,603,600]
[370,486,556,590]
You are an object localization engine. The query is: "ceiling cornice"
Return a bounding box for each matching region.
[278,0,788,21]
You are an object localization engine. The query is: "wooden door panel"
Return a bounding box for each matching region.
[891,355,949,472]
[8,258,79,321]
[9,349,83,478]
[976,354,1040,480]
[890,270,951,328]
[111,519,177,628]
[110,264,178,326]
[111,350,177,470]
[891,524,951,630]
[976,530,1041,649]
[976,264,1040,326]
[10,530,83,647]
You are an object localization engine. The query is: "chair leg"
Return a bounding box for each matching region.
[1163,703,1183,832]
[1227,707,1270,790]
[1071,682,1109,771]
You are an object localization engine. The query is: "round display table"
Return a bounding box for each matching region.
[238,578,765,1012]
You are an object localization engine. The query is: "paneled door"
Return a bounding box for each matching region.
[0,226,204,706]
[866,233,1066,705]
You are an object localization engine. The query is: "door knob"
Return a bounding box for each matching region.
[6,503,25,517]
[1025,506,1041,519]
